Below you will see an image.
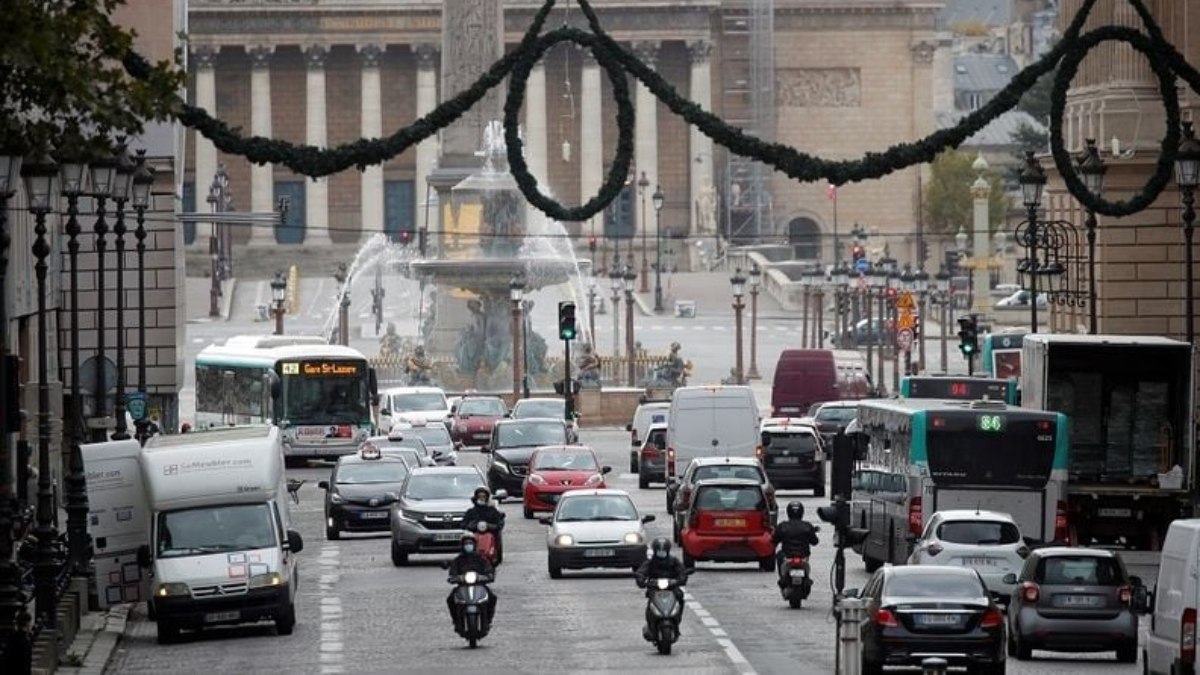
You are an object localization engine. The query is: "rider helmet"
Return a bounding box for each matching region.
[651,537,671,560]
[473,487,491,506]
[787,501,804,520]
[460,532,477,554]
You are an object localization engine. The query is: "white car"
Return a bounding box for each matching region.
[995,290,1048,308]
[907,510,1029,600]
[378,386,450,433]
[386,419,457,466]
[540,489,654,579]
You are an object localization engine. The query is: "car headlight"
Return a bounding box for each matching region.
[397,508,422,523]
[248,572,284,589]
[329,492,346,504]
[554,534,574,547]
[623,532,644,545]
[463,571,478,585]
[584,474,603,486]
[154,582,189,598]
[491,457,510,473]
[528,474,546,485]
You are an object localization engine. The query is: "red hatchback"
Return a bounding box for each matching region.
[522,446,611,519]
[680,479,776,571]
[449,396,508,448]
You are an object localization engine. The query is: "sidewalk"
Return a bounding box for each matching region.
[184,277,236,323]
[45,605,129,675]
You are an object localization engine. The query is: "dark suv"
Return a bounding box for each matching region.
[485,418,570,497]
[759,424,824,495]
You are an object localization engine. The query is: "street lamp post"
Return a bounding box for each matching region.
[914,268,929,374]
[864,267,876,378]
[1075,138,1106,334]
[834,262,850,347]
[652,186,665,312]
[623,266,637,386]
[889,268,902,392]
[587,280,597,345]
[610,270,622,360]
[207,167,224,318]
[638,172,650,294]
[271,271,288,335]
[110,145,136,441]
[1018,150,1048,334]
[748,264,762,380]
[935,266,952,372]
[510,276,525,399]
[875,269,889,392]
[131,155,155,445]
[0,151,21,658]
[22,153,61,629]
[800,271,812,349]
[1175,122,1200,345]
[731,268,747,385]
[89,141,126,442]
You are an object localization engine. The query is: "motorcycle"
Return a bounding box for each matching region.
[472,520,503,567]
[641,573,691,655]
[780,555,813,608]
[448,570,494,648]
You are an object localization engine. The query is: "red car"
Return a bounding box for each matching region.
[449,396,508,448]
[522,446,611,519]
[679,479,775,572]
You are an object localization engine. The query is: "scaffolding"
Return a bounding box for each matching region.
[720,0,775,244]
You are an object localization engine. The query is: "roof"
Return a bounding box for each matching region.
[531,445,594,453]
[409,466,483,476]
[1023,334,1190,347]
[1027,546,1120,559]
[559,488,632,499]
[954,53,1018,93]
[692,477,763,488]
[144,424,274,449]
[814,400,860,408]
[336,454,407,467]
[936,110,1047,148]
[690,456,761,467]
[883,564,981,578]
[937,0,1013,30]
[380,386,446,395]
[934,509,1017,522]
[494,417,565,426]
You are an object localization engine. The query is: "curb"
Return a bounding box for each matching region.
[53,604,130,675]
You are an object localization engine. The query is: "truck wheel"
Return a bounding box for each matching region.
[275,602,296,636]
[156,619,180,644]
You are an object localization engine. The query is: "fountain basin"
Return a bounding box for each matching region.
[406,256,591,291]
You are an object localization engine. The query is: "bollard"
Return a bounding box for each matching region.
[838,597,864,674]
[922,657,948,674]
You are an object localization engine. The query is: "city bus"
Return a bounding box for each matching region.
[849,398,1068,571]
[194,335,379,463]
[980,331,1026,381]
[899,375,1018,405]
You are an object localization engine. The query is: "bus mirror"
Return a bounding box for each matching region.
[268,372,282,400]
[760,431,771,447]
[368,368,379,402]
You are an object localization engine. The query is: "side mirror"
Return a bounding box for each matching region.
[601,466,612,475]
[494,489,508,501]
[760,431,771,447]
[538,516,553,526]
[136,544,152,568]
[286,530,304,554]
[1133,585,1153,614]
[318,481,330,490]
[641,514,656,524]
[1002,573,1017,585]
[843,588,860,599]
[379,409,391,417]
[625,424,633,432]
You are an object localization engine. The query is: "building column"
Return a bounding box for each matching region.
[632,41,660,238]
[359,44,385,241]
[579,50,604,243]
[688,39,714,238]
[247,45,275,247]
[414,44,439,234]
[304,45,332,246]
[526,63,548,186]
[192,45,219,246]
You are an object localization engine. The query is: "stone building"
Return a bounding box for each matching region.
[183,0,941,267]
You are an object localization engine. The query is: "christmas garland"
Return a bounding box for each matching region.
[121,0,1200,221]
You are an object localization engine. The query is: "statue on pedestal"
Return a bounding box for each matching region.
[405,345,434,385]
[379,322,403,359]
[576,343,601,388]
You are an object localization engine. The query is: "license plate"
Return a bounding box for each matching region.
[715,518,746,527]
[773,456,800,465]
[360,511,389,520]
[1098,507,1132,518]
[205,611,239,623]
[789,569,807,578]
[435,531,463,541]
[583,548,615,558]
[916,613,960,626]
[959,557,997,567]
[297,426,327,437]
[1055,594,1102,608]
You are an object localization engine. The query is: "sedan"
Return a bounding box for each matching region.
[852,565,1007,675]
[1005,547,1139,662]
[485,418,570,497]
[449,396,508,447]
[522,445,611,519]
[511,397,578,441]
[541,489,653,579]
[389,466,505,566]
[387,420,457,465]
[908,510,1029,601]
[319,452,410,540]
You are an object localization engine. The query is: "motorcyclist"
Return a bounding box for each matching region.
[445,533,497,624]
[462,487,505,533]
[634,538,689,641]
[772,501,820,589]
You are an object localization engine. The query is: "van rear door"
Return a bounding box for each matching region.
[82,439,152,608]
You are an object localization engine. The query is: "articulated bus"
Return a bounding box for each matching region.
[195,336,378,463]
[899,376,1018,405]
[980,331,1026,381]
[849,398,1068,571]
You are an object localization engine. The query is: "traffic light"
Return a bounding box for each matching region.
[558,301,578,341]
[957,315,979,357]
[918,239,930,264]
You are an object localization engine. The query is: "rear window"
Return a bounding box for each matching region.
[693,464,764,483]
[694,486,766,511]
[646,428,667,448]
[937,520,1021,545]
[886,573,984,599]
[763,432,817,453]
[815,406,856,423]
[1037,556,1125,586]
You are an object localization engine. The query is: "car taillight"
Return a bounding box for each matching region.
[1183,607,1197,664]
[1021,582,1040,603]
[755,445,764,463]
[1118,585,1133,605]
[908,497,923,537]
[926,543,943,557]
[679,489,692,510]
[528,474,546,485]
[666,447,676,476]
[874,609,898,627]
[980,608,1004,628]
[1054,500,1068,543]
[642,445,660,459]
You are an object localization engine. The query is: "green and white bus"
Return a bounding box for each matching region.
[850,398,1068,570]
[899,375,1018,405]
[195,336,378,463]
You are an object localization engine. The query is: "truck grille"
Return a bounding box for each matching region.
[191,581,249,598]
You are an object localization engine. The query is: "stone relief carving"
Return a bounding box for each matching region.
[413,43,439,68]
[303,44,329,69]
[631,41,660,68]
[442,0,503,159]
[357,44,384,68]
[192,45,219,69]
[911,41,936,65]
[687,39,712,65]
[775,68,861,108]
[246,45,274,69]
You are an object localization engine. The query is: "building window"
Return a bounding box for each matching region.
[274,181,306,244]
[384,180,415,243]
[182,182,195,245]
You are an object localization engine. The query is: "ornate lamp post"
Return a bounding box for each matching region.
[888,267,902,392]
[833,261,850,346]
[934,266,952,372]
[638,172,650,293]
[1075,138,1106,334]
[874,267,890,391]
[88,141,124,441]
[586,279,597,345]
[731,268,747,385]
[1175,122,1200,345]
[864,266,877,377]
[623,266,637,386]
[652,185,665,312]
[609,269,622,359]
[914,267,930,374]
[800,269,813,349]
[0,150,22,658]
[206,166,228,318]
[110,145,136,441]
[1018,150,1048,334]
[509,275,525,399]
[747,264,762,380]
[131,154,155,445]
[22,154,61,629]
[271,271,288,335]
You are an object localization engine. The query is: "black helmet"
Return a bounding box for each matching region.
[651,537,671,559]
[787,501,805,520]
[473,487,491,502]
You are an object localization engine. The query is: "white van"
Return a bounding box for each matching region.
[89,426,304,643]
[1144,519,1200,673]
[666,386,760,480]
[627,400,670,473]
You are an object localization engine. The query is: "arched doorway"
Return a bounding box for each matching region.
[787,217,821,259]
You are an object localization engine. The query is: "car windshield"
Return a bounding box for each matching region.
[390,393,446,412]
[816,407,856,422]
[380,448,422,467]
[384,436,429,453]
[404,473,483,500]
[885,573,983,599]
[157,504,276,558]
[937,520,1021,545]
[694,486,765,511]
[693,465,763,484]
[533,450,597,471]
[495,422,566,448]
[459,399,506,416]
[514,400,563,418]
[556,496,638,521]
[406,426,452,446]
[1039,556,1125,586]
[336,462,409,484]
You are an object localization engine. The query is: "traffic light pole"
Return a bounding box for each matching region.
[563,337,574,422]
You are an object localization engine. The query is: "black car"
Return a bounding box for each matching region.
[318,451,410,540]
[852,565,1006,675]
[809,401,858,445]
[485,418,570,497]
[758,424,824,495]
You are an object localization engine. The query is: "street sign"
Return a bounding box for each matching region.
[896,291,916,311]
[126,392,148,421]
[854,258,870,273]
[897,328,915,352]
[897,312,917,331]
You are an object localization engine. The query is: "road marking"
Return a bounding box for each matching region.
[318,543,344,674]
[683,590,757,675]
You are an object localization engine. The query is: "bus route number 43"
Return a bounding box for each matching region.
[977,414,1005,432]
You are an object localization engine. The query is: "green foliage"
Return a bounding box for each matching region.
[922,150,1011,235]
[0,0,184,156]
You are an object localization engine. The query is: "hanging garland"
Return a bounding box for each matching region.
[121,0,1200,222]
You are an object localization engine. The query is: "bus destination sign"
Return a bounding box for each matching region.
[284,361,361,377]
[906,377,1009,402]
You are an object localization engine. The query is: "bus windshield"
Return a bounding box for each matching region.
[282,361,370,425]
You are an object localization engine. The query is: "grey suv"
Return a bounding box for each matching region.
[389,466,505,566]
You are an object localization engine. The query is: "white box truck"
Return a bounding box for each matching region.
[86,426,304,643]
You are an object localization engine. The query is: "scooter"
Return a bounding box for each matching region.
[471,520,503,566]
[641,573,691,655]
[779,555,813,608]
[448,570,494,648]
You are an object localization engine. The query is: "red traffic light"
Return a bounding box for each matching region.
[886,287,897,298]
[588,236,597,252]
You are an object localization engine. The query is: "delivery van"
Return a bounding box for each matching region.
[771,350,839,415]
[87,426,304,643]
[666,385,760,479]
[1143,519,1200,673]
